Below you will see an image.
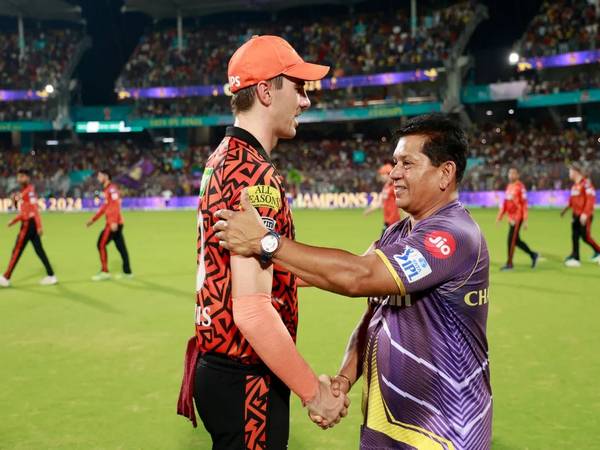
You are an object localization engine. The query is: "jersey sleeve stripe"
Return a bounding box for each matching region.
[374,249,406,296]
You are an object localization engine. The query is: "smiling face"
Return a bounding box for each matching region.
[390,135,448,217]
[269,76,311,140]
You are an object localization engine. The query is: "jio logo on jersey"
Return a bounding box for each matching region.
[424,231,456,259]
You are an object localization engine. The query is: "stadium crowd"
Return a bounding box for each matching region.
[0,100,55,121]
[0,140,208,199]
[463,121,600,191]
[1,121,599,199]
[519,0,599,57]
[118,2,474,88]
[0,27,82,90]
[525,71,600,95]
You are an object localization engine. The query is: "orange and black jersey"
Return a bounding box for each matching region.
[9,184,42,231]
[92,183,124,225]
[195,126,297,365]
[569,177,596,217]
[498,181,528,222]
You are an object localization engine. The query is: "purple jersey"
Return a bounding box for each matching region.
[361,200,491,450]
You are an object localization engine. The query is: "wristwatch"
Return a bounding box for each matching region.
[259,230,281,265]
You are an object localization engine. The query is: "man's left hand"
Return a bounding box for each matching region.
[214,188,267,256]
[580,214,588,225]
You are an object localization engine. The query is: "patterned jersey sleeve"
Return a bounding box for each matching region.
[227,163,287,234]
[375,222,479,296]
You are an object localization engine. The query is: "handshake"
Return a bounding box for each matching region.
[305,374,352,429]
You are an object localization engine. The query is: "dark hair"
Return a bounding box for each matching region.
[231,75,284,115]
[17,168,30,176]
[395,113,468,183]
[98,169,112,180]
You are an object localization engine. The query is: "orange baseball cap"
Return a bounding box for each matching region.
[227,35,330,93]
[378,164,394,175]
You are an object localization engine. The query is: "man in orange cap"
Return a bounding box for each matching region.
[177,35,348,449]
[364,163,402,234]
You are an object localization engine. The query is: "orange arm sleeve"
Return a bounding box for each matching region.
[232,293,319,404]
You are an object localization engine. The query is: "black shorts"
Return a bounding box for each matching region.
[194,354,290,450]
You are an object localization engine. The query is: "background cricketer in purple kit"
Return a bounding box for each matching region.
[214,113,492,449]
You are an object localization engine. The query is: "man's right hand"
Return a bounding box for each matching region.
[306,375,348,429]
[85,220,93,228]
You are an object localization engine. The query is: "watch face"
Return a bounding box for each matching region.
[261,234,279,253]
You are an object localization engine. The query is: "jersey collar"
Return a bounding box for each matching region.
[225,126,270,162]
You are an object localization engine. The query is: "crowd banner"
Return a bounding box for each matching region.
[517,49,600,72]
[116,68,440,100]
[0,191,581,213]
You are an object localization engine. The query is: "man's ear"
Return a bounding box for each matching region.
[255,80,272,107]
[439,161,457,191]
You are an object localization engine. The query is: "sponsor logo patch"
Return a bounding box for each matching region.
[247,185,281,211]
[393,246,432,283]
[261,217,276,231]
[424,230,456,259]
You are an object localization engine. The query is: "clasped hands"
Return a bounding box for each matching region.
[213,191,353,429]
[305,374,352,430]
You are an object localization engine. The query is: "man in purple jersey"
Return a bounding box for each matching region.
[214,114,491,449]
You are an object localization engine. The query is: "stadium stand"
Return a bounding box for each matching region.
[525,71,600,95]
[518,0,599,57]
[1,0,598,201]
[118,1,474,88]
[0,27,82,90]
[463,121,600,191]
[0,99,54,121]
[2,120,598,198]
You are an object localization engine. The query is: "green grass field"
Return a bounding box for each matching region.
[1,208,599,450]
